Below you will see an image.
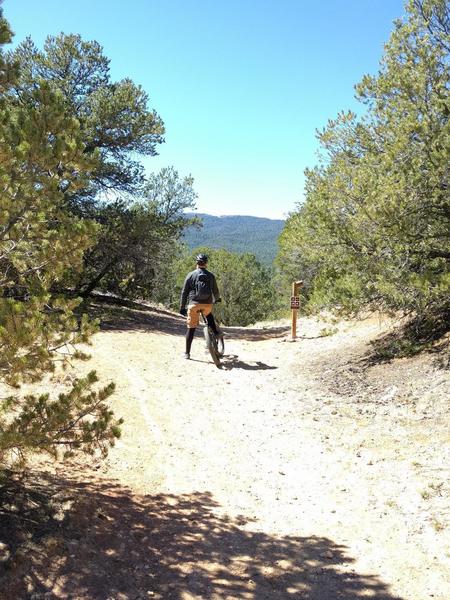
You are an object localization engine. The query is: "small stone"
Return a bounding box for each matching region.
[0,542,10,563]
[97,511,112,521]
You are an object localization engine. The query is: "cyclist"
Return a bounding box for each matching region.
[180,253,222,359]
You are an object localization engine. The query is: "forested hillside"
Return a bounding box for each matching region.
[183,214,285,265]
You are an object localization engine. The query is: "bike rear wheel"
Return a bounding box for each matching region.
[217,334,225,357]
[204,326,221,368]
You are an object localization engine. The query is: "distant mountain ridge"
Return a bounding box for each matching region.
[183,213,285,265]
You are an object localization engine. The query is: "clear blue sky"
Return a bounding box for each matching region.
[5,0,405,219]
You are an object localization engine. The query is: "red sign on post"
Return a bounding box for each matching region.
[290,296,300,309]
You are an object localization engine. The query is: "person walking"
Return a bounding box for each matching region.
[179,253,222,359]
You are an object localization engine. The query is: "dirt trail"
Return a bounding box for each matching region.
[1,304,449,600]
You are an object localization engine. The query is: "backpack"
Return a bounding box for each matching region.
[194,271,212,301]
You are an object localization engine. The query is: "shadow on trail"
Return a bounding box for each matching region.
[222,354,278,371]
[87,297,291,343]
[188,357,211,365]
[88,292,177,318]
[227,325,290,341]
[1,472,404,600]
[87,298,185,336]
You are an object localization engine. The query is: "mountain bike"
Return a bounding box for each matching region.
[201,311,225,368]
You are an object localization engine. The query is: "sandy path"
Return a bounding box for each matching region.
[1,307,449,599]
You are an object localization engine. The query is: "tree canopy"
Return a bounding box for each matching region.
[77,167,199,299]
[8,32,197,305]
[278,0,449,348]
[10,32,165,208]
[173,248,280,326]
[0,12,124,469]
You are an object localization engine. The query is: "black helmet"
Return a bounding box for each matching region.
[196,253,208,264]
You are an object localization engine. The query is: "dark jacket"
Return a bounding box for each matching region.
[180,267,220,308]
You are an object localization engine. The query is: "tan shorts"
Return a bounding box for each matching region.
[187,303,212,328]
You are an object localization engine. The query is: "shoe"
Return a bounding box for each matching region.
[183,352,190,359]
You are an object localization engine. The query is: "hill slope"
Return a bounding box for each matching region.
[183,213,285,265]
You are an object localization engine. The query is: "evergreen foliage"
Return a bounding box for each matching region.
[8,31,182,300]
[0,9,121,469]
[278,0,449,346]
[7,28,196,304]
[174,248,280,326]
[10,32,164,206]
[76,168,198,298]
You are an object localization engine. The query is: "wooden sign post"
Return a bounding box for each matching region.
[290,280,303,341]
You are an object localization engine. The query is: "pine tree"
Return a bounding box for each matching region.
[11,32,165,207]
[278,0,449,348]
[76,167,199,299]
[175,248,279,326]
[8,31,167,300]
[0,9,122,469]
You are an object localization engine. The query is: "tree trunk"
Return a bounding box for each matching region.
[79,258,119,298]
